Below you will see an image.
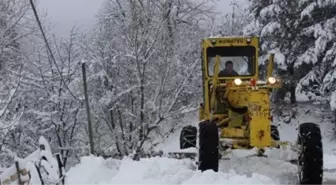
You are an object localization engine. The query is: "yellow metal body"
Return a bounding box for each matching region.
[199,36,282,152]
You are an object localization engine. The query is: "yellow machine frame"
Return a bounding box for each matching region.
[198,37,285,153]
[174,36,324,185]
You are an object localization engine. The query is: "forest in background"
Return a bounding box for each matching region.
[0,0,336,169]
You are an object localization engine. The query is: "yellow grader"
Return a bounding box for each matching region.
[176,36,323,184]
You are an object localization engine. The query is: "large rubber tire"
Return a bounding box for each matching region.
[271,125,280,141]
[297,122,323,184]
[179,125,197,149]
[198,120,219,172]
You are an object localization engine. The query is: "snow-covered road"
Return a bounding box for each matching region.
[65,156,281,184]
[65,103,336,184]
[64,152,336,185]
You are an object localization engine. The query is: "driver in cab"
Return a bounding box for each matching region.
[219,61,238,77]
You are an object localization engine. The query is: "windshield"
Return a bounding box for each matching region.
[206,46,256,77]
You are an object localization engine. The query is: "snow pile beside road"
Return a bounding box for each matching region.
[65,156,279,185]
[65,156,120,184]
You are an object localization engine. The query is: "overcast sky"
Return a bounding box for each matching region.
[37,0,248,37]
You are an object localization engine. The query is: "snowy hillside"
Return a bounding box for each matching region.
[64,103,336,185]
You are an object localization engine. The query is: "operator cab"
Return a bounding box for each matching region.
[207,45,257,80]
[201,37,259,116]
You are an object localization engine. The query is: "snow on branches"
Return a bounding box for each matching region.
[78,0,214,157]
[245,0,336,105]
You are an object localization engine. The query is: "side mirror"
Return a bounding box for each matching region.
[267,53,274,80]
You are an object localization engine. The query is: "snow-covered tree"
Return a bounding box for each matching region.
[296,1,336,103]
[0,0,37,166]
[79,0,214,158]
[216,0,251,36]
[244,0,336,127]
[19,28,86,168]
[244,0,303,103]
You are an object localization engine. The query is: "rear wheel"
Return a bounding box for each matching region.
[180,125,197,149]
[198,120,219,172]
[271,125,280,148]
[271,125,280,140]
[297,122,323,184]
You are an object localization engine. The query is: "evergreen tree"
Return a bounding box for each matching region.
[295,0,336,103]
[244,0,336,104]
[245,0,300,103]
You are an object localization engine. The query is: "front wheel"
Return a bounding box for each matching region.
[198,120,219,172]
[297,122,323,184]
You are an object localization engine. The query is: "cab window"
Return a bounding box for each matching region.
[206,46,256,77]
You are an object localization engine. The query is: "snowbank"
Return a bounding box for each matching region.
[0,136,60,185]
[65,156,279,185]
[324,154,336,170]
[324,154,336,182]
[65,156,120,185]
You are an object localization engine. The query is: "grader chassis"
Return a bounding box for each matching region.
[169,37,323,184]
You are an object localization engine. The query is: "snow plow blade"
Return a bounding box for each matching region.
[167,152,197,160]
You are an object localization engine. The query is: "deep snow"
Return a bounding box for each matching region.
[64,102,336,184]
[65,156,280,184]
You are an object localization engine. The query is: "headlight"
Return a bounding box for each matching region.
[268,77,276,84]
[246,37,251,43]
[234,78,242,85]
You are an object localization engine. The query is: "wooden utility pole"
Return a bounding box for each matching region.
[82,61,95,155]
